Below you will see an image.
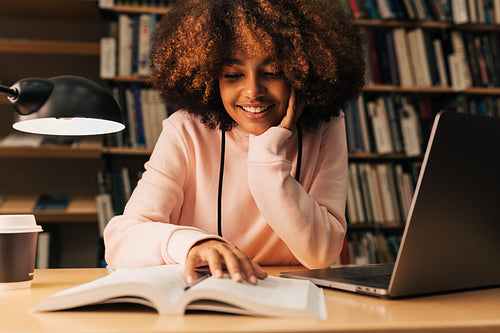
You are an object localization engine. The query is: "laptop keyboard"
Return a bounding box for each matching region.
[332,264,394,288]
[347,274,392,286]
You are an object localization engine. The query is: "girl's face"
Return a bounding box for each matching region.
[219,51,291,135]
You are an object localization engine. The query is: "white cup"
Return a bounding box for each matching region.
[0,215,43,290]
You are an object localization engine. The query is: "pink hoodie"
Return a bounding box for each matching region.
[104,110,347,269]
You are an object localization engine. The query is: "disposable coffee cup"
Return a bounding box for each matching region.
[0,215,42,290]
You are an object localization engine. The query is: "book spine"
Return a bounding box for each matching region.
[118,14,133,77]
[137,14,152,77]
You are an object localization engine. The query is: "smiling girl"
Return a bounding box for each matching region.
[104,0,365,285]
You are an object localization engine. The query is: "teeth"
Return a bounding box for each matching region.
[240,105,272,113]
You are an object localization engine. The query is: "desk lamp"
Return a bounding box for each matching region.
[0,75,124,135]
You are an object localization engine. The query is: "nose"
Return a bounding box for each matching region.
[243,76,266,99]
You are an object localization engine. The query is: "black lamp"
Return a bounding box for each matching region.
[0,75,124,136]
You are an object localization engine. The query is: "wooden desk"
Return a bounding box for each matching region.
[1,267,500,333]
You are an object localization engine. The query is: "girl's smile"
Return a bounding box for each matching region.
[219,51,291,135]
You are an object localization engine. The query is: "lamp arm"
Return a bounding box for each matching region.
[2,78,54,115]
[0,84,18,98]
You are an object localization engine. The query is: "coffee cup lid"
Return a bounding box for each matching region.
[0,215,42,233]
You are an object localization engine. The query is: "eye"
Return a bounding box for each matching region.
[223,73,243,80]
[263,71,283,79]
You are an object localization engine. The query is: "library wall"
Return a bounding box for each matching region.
[0,0,106,268]
[2,0,500,268]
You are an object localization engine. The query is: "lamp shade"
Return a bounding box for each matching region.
[8,76,125,136]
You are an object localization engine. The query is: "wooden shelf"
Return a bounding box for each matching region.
[0,194,97,223]
[0,39,100,56]
[363,84,500,95]
[0,0,100,20]
[107,80,500,96]
[109,76,153,84]
[0,137,102,158]
[355,19,500,31]
[102,146,152,156]
[348,222,405,230]
[109,4,172,15]
[348,152,423,161]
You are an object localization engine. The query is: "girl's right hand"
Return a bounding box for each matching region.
[184,239,268,285]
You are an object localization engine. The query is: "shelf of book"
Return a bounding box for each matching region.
[109,4,172,15]
[111,76,153,84]
[0,137,103,158]
[102,147,153,156]
[363,85,500,95]
[355,19,500,32]
[0,194,97,223]
[100,149,423,160]
[0,39,100,56]
[348,222,404,230]
[0,0,100,19]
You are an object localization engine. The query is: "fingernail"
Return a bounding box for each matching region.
[214,269,223,278]
[233,273,242,282]
[249,275,258,285]
[186,275,194,285]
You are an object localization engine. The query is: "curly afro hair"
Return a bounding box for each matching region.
[151,0,365,131]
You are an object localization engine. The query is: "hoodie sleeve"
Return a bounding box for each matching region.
[247,116,348,268]
[103,115,223,269]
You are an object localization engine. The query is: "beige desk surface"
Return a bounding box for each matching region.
[1,267,500,333]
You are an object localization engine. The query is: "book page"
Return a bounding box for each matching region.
[33,265,188,314]
[183,275,327,319]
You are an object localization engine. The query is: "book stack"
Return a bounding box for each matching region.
[105,85,170,149]
[346,161,420,225]
[364,27,500,89]
[349,0,500,23]
[100,13,158,79]
[345,95,426,156]
[341,231,401,265]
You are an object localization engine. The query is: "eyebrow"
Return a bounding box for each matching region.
[223,57,274,66]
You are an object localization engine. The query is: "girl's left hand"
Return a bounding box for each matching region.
[279,88,305,131]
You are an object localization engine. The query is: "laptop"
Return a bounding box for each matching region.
[280,111,500,298]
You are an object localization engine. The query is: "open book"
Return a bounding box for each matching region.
[32,265,327,319]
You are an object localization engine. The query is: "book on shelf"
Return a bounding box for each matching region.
[433,37,450,87]
[100,37,117,79]
[397,96,423,157]
[95,193,114,237]
[36,232,51,269]
[0,133,80,148]
[0,132,44,147]
[100,166,143,216]
[105,12,158,79]
[137,13,155,76]
[32,265,327,319]
[345,94,430,156]
[392,27,415,87]
[118,14,133,77]
[407,28,433,87]
[346,231,401,265]
[346,161,419,225]
[106,84,169,149]
[33,194,71,211]
[347,0,500,23]
[362,24,500,90]
[449,30,473,89]
[452,0,469,24]
[366,97,393,154]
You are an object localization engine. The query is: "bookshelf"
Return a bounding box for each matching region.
[0,0,105,268]
[3,0,499,268]
[98,1,500,266]
[343,0,500,265]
